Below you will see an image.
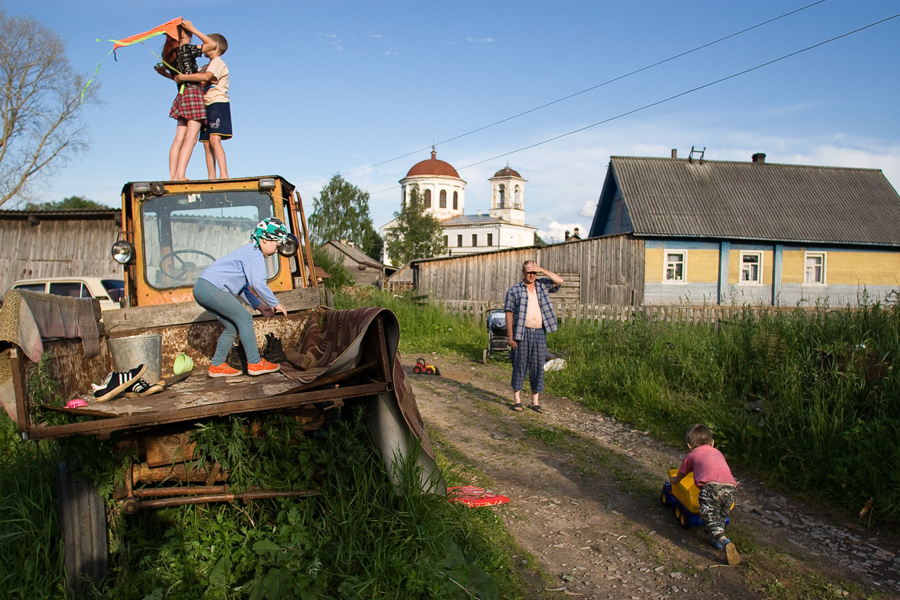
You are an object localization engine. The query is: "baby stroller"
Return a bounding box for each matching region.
[483,308,509,364]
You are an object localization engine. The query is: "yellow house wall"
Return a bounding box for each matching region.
[728,250,775,285]
[644,247,720,283]
[782,249,900,286]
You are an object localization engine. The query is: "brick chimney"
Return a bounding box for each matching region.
[752,153,766,164]
[671,149,678,159]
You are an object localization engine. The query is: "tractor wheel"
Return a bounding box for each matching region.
[414,364,423,374]
[679,510,690,529]
[426,365,436,375]
[57,461,108,595]
[661,490,668,506]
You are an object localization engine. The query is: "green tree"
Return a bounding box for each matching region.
[23,195,109,211]
[0,10,99,208]
[384,185,444,265]
[308,174,382,260]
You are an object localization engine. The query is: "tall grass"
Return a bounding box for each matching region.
[547,300,900,525]
[98,410,514,599]
[335,288,484,357]
[0,417,69,598]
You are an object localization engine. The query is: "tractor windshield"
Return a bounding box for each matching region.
[140,191,281,290]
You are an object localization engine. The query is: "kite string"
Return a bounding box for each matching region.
[80,32,183,103]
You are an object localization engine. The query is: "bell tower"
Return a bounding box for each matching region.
[489,165,526,225]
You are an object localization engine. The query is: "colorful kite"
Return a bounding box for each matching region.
[110,17,183,52]
[82,17,183,101]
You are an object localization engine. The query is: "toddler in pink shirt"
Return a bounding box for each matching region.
[671,423,740,565]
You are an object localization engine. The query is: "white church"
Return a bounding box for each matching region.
[380,149,537,266]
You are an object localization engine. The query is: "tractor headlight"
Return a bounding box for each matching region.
[278,233,299,257]
[111,239,135,264]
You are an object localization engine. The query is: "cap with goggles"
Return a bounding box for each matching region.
[251,217,299,256]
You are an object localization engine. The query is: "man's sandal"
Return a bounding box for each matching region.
[530,405,547,414]
[511,403,524,412]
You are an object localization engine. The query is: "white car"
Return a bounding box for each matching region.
[8,277,125,312]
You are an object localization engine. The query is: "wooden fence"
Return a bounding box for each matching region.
[412,234,645,307]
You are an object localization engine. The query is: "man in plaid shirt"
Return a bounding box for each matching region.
[504,260,564,413]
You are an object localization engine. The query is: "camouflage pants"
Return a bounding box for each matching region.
[698,483,736,540]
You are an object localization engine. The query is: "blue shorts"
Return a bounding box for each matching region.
[199,102,232,142]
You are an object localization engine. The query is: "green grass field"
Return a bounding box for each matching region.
[2,288,898,597]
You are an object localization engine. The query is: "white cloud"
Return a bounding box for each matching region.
[319,32,343,51]
[538,221,588,245]
[464,36,494,44]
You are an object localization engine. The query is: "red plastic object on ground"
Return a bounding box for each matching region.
[447,485,511,508]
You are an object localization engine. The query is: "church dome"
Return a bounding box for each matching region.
[492,166,522,178]
[406,149,460,178]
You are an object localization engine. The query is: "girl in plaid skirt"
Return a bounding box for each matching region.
[156,20,218,180]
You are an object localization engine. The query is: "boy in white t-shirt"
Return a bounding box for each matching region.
[176,33,231,179]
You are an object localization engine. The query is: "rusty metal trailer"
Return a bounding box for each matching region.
[0,175,441,594]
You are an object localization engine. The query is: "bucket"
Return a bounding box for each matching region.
[108,333,162,384]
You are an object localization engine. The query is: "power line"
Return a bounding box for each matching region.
[456,12,900,172]
[367,11,899,198]
[298,0,829,192]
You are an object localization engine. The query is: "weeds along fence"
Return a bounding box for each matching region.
[435,299,828,325]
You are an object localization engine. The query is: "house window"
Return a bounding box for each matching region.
[740,252,762,284]
[457,235,463,247]
[498,184,505,208]
[440,190,447,208]
[514,185,521,209]
[804,252,826,284]
[453,192,458,210]
[443,235,448,247]
[472,234,478,247]
[424,189,431,208]
[487,233,493,247]
[664,251,686,282]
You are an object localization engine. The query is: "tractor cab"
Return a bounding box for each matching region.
[111,176,314,308]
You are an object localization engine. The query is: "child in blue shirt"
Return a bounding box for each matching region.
[193,217,288,376]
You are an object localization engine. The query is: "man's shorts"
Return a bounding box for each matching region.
[199,102,232,142]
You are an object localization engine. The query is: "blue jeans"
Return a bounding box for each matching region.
[193,278,260,365]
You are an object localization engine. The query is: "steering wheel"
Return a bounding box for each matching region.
[159,249,216,281]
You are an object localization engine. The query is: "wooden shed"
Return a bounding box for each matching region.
[318,240,384,287]
[0,209,121,294]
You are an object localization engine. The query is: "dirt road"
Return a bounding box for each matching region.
[406,352,900,600]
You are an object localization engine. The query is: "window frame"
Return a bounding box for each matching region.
[804,251,826,284]
[471,234,477,247]
[739,251,763,285]
[439,190,447,209]
[487,233,493,247]
[663,250,687,283]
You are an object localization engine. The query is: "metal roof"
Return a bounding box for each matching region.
[321,240,383,268]
[611,156,900,246]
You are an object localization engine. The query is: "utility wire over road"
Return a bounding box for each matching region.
[300,0,832,192]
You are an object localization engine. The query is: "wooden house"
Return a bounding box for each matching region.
[588,153,900,307]
[318,240,384,287]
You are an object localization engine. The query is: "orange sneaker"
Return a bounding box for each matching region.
[208,363,242,378]
[248,359,280,376]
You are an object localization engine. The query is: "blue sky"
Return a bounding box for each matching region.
[7,0,900,243]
